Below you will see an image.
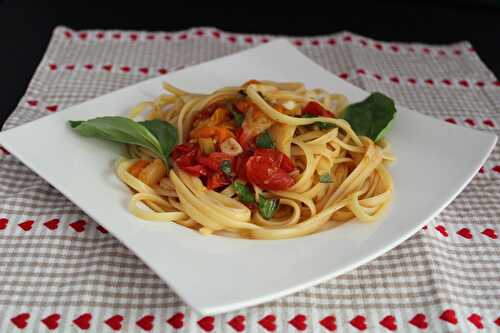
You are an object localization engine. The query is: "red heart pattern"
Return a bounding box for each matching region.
[195,29,204,36]
[244,36,253,44]
[350,315,367,331]
[130,33,138,41]
[424,79,434,85]
[197,316,214,332]
[121,66,131,72]
[212,31,221,38]
[289,314,307,331]
[482,228,497,239]
[18,220,34,231]
[439,309,457,324]
[84,63,94,70]
[380,315,397,331]
[445,118,456,124]
[96,32,105,39]
[457,228,473,239]
[327,38,336,45]
[27,100,38,106]
[139,67,149,75]
[494,166,500,173]
[112,33,122,40]
[0,217,8,230]
[259,314,276,332]
[167,312,184,329]
[49,63,57,70]
[343,35,352,42]
[389,76,399,83]
[464,118,476,126]
[468,313,483,329]
[483,119,495,127]
[435,225,448,237]
[319,315,336,331]
[339,73,349,80]
[105,315,123,331]
[11,313,30,328]
[102,64,113,71]
[42,313,60,330]
[228,315,245,332]
[407,78,417,84]
[158,68,168,75]
[69,219,86,232]
[96,225,109,234]
[73,313,92,329]
[43,218,59,230]
[136,315,154,331]
[46,105,58,112]
[409,314,428,329]
[494,316,500,326]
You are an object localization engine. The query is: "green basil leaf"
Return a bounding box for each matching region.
[342,92,396,142]
[233,182,255,204]
[69,117,163,157]
[221,160,233,176]
[256,131,275,148]
[316,122,335,130]
[139,120,178,162]
[319,174,333,183]
[258,195,279,220]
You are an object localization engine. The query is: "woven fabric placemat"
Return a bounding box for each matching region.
[0,26,498,332]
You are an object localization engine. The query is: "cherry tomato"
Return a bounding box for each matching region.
[182,165,208,177]
[302,101,334,117]
[198,152,233,172]
[206,172,231,190]
[245,150,296,191]
[254,148,295,172]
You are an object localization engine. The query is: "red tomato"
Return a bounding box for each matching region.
[198,152,233,172]
[206,172,231,190]
[182,165,208,177]
[246,155,295,191]
[254,148,295,172]
[171,144,197,168]
[302,101,334,117]
[233,150,253,180]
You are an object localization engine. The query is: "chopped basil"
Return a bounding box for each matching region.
[258,195,279,220]
[233,182,255,204]
[319,174,333,183]
[221,160,233,176]
[342,92,396,142]
[256,131,275,148]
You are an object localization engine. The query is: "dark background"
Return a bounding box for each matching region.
[1,0,499,127]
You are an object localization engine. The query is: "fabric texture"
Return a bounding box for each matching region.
[0,26,498,332]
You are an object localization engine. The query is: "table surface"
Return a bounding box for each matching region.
[0,1,499,128]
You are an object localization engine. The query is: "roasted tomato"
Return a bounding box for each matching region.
[302,101,334,117]
[245,148,296,191]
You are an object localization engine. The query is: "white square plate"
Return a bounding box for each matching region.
[0,40,496,315]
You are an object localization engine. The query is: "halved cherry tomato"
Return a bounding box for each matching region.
[206,172,231,190]
[182,165,208,177]
[171,143,197,167]
[233,150,253,180]
[198,152,233,172]
[246,154,295,191]
[254,148,295,172]
[302,101,334,117]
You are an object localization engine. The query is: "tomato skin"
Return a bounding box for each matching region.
[206,172,231,190]
[246,155,295,191]
[254,148,295,172]
[182,165,208,177]
[198,152,233,172]
[303,101,334,117]
[171,144,198,168]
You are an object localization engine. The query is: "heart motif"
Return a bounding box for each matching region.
[96,225,109,234]
[389,76,400,83]
[390,45,399,52]
[244,36,253,44]
[102,64,113,71]
[359,39,367,46]
[482,228,497,239]
[64,31,72,38]
[43,218,59,230]
[167,312,184,329]
[11,313,30,328]
[105,315,123,331]
[195,30,204,36]
[139,67,149,75]
[49,63,57,70]
[130,33,138,41]
[228,315,245,332]
[112,33,121,39]
[438,50,446,56]
[79,32,88,40]
[476,81,485,87]
[374,43,383,50]
[424,79,434,85]
[374,74,382,80]
[27,100,38,106]
[445,118,456,124]
[442,79,452,85]
[339,73,349,80]
[319,315,336,331]
[350,315,367,331]
[327,38,336,45]
[46,105,58,112]
[120,66,131,73]
[197,316,214,332]
[467,313,483,329]
[84,64,94,70]
[494,316,500,326]
[96,32,105,39]
[379,315,397,331]
[289,314,307,331]
[258,314,276,332]
[422,48,430,54]
[212,31,221,38]
[66,64,75,70]
[483,119,495,127]
[453,49,462,55]
[457,228,473,239]
[479,166,485,174]
[493,165,500,173]
[0,218,9,230]
[311,40,320,46]
[164,34,172,41]
[179,33,188,40]
[458,80,469,87]
[136,315,154,331]
[294,40,303,46]
[146,34,155,40]
[227,36,237,43]
[158,68,168,75]
[73,313,92,329]
[464,118,476,126]
[407,78,417,84]
[409,314,428,329]
[356,68,366,75]
[343,35,352,42]
[435,225,448,237]
[261,37,269,43]
[439,309,457,324]
[42,313,60,330]
[69,219,86,232]
[18,220,34,231]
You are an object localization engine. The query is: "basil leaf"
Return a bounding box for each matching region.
[319,174,333,183]
[258,195,279,220]
[317,122,335,130]
[221,160,233,176]
[230,110,244,127]
[256,131,275,148]
[342,92,396,142]
[233,182,255,204]
[139,120,178,163]
[69,117,163,158]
